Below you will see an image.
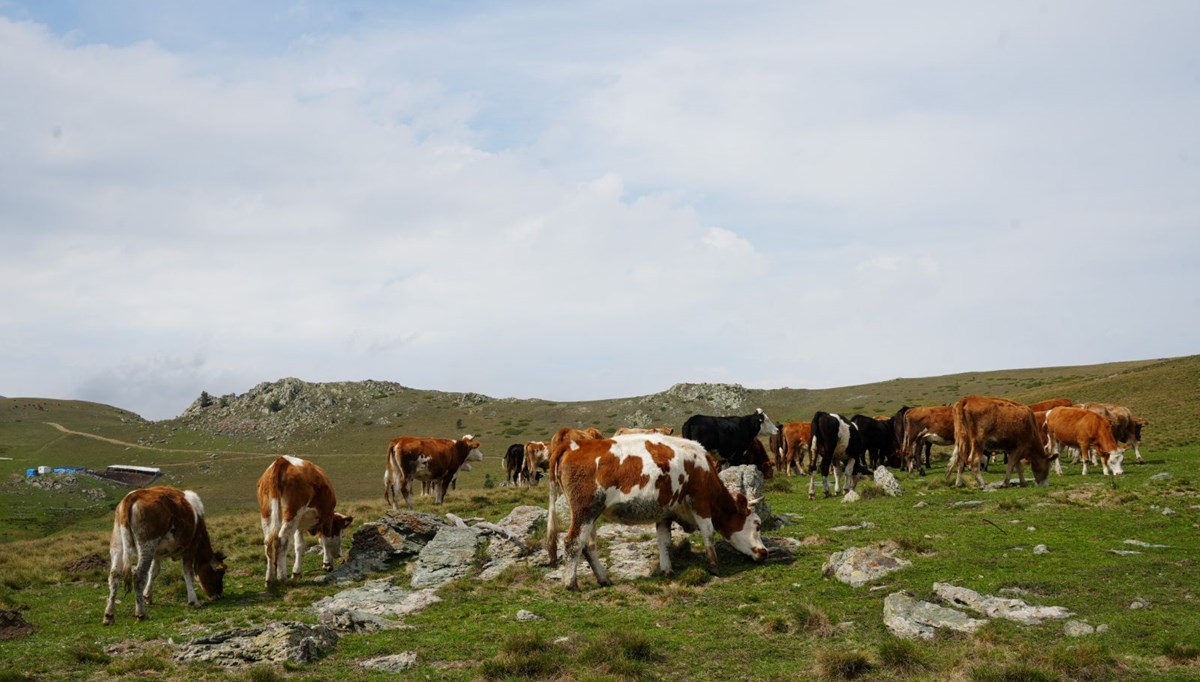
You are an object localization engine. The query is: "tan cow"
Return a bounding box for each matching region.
[776,421,813,477]
[258,455,354,586]
[385,434,484,509]
[899,405,955,473]
[550,434,767,590]
[103,486,226,624]
[951,396,1052,488]
[521,440,550,485]
[1077,402,1145,464]
[1026,397,1073,412]
[1046,406,1126,476]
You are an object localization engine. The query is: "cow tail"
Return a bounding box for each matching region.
[950,401,968,478]
[383,443,395,509]
[545,453,561,564]
[111,502,135,594]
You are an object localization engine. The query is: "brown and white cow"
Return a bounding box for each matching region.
[258,456,354,586]
[776,421,813,477]
[543,427,606,562]
[1045,406,1126,476]
[743,437,775,479]
[103,486,226,624]
[548,433,768,590]
[521,440,550,485]
[898,405,955,474]
[613,426,674,436]
[385,434,484,509]
[1077,402,1145,464]
[950,396,1052,488]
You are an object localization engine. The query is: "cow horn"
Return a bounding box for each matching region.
[748,496,763,506]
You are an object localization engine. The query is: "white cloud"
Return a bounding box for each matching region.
[1,4,1197,419]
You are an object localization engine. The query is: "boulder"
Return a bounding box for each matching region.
[175,622,338,667]
[719,465,780,529]
[312,577,441,632]
[873,467,904,496]
[325,511,449,584]
[822,543,910,587]
[411,526,485,588]
[883,592,987,640]
[359,652,418,672]
[932,583,1072,625]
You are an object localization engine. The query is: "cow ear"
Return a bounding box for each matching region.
[343,516,355,528]
[214,551,226,562]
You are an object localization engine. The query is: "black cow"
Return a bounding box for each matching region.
[850,414,900,470]
[503,443,525,486]
[808,411,866,499]
[681,408,779,467]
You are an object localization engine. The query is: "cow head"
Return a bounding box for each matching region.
[196,551,227,600]
[461,435,485,463]
[1107,448,1126,476]
[755,408,779,437]
[320,513,355,570]
[725,493,769,562]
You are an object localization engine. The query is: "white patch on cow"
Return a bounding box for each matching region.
[283,455,305,467]
[412,455,434,481]
[461,434,474,441]
[757,410,779,437]
[182,489,206,521]
[1106,451,1125,476]
[834,418,850,458]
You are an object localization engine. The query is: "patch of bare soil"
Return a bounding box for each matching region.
[66,553,107,573]
[0,608,36,640]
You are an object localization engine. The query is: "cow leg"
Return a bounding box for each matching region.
[655,520,675,577]
[972,449,986,488]
[182,557,201,607]
[564,507,594,591]
[807,471,817,500]
[132,539,158,620]
[696,517,720,574]
[435,478,447,505]
[290,526,306,580]
[142,558,160,604]
[843,457,856,493]
[582,525,610,588]
[401,478,414,511]
[1133,440,1143,464]
[103,540,125,625]
[1081,450,1089,476]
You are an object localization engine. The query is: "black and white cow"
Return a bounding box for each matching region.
[850,414,900,470]
[681,408,779,467]
[808,411,866,499]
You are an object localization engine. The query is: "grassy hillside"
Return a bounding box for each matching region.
[2,355,1197,542]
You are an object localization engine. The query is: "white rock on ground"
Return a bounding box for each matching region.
[932,583,1072,625]
[883,592,988,640]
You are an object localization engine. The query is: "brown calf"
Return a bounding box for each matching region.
[385,434,484,509]
[258,455,353,586]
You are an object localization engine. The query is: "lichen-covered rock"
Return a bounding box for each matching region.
[932,583,1072,624]
[174,622,338,667]
[410,526,485,588]
[312,577,441,631]
[359,652,418,672]
[325,511,449,584]
[719,465,780,528]
[883,592,987,640]
[822,543,910,586]
[873,466,904,496]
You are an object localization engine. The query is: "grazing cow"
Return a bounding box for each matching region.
[548,433,768,590]
[950,396,1051,488]
[850,414,899,469]
[1026,397,1073,412]
[521,440,550,485]
[503,443,526,486]
[1077,402,1146,464]
[385,435,484,510]
[808,412,866,499]
[103,486,226,624]
[1045,406,1125,476]
[898,405,955,474]
[777,421,813,477]
[681,409,779,467]
[743,437,775,479]
[258,456,354,586]
[613,426,674,436]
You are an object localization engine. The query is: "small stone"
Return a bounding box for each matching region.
[1096,624,1109,633]
[1161,508,1177,516]
[1108,550,1142,556]
[1123,539,1169,548]
[515,610,545,622]
[1128,598,1148,609]
[1033,545,1049,555]
[842,489,861,503]
[1027,526,1036,531]
[1064,620,1095,637]
[952,500,985,507]
[360,652,418,672]
[1148,472,1172,481]
[913,501,928,509]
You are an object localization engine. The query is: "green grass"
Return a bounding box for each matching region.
[0,356,1199,679]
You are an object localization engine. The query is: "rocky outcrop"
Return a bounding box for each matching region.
[651,383,748,412]
[312,577,441,632]
[883,592,988,640]
[931,583,1072,625]
[174,622,338,667]
[325,511,449,584]
[411,526,486,589]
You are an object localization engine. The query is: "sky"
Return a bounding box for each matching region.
[1,1,1197,421]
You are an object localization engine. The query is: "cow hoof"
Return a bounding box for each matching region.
[136,613,147,621]
[291,573,302,581]
[566,581,581,592]
[102,615,114,626]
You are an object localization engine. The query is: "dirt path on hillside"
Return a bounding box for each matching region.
[41,422,375,468]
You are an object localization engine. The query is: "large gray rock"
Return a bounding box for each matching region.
[312,577,441,632]
[873,466,904,496]
[360,652,418,672]
[720,465,780,529]
[325,511,449,584]
[823,543,911,587]
[883,592,987,640]
[175,622,338,667]
[932,583,1072,625]
[411,526,485,588]
[495,505,548,542]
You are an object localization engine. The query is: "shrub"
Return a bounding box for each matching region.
[816,649,872,680]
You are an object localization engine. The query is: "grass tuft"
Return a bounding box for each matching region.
[480,632,561,680]
[69,643,111,665]
[816,649,872,680]
[675,566,710,587]
[1162,641,1200,662]
[247,664,285,682]
[970,663,1060,682]
[579,630,665,680]
[876,636,928,672]
[793,603,835,637]
[105,652,170,676]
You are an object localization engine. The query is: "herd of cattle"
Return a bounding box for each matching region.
[101,395,1147,620]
